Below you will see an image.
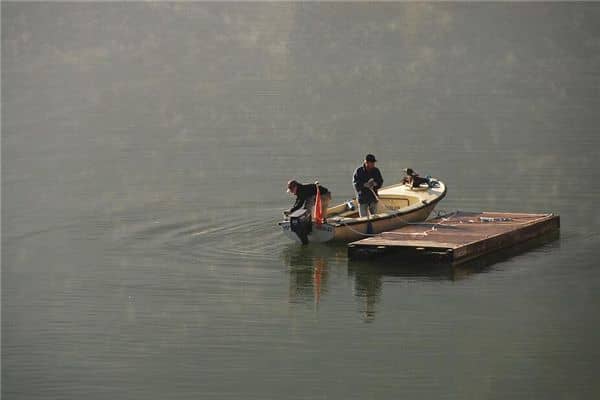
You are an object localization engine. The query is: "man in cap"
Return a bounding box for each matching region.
[353,154,384,217]
[285,180,331,221]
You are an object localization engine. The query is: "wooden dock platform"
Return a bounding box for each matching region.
[347,211,560,265]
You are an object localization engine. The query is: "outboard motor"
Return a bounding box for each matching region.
[289,208,312,245]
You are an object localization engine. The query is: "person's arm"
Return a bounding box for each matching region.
[353,168,363,193]
[375,169,383,189]
[289,194,304,213]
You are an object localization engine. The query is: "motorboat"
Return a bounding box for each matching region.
[279,180,447,244]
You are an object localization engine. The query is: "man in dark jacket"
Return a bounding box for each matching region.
[353,154,384,217]
[285,180,331,220]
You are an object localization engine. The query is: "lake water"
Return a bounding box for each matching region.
[3,3,600,399]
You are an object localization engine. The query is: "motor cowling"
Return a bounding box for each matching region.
[289,208,312,245]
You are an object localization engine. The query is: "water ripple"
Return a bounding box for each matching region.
[112,208,289,265]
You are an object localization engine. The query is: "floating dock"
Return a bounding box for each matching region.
[347,211,560,265]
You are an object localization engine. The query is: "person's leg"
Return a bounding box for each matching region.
[305,195,316,217]
[359,203,370,217]
[321,193,331,220]
[368,202,378,215]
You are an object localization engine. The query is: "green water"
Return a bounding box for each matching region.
[3,3,600,399]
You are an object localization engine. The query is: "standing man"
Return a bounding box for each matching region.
[353,154,384,217]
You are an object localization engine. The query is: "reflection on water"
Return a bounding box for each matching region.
[288,256,328,307]
[350,261,383,323]
[282,244,344,307]
[354,230,561,320]
[284,230,560,321]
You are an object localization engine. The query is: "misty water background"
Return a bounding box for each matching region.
[3,3,600,399]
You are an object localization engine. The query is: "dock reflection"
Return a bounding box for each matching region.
[348,230,560,320]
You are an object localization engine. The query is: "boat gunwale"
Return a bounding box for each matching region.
[328,183,447,227]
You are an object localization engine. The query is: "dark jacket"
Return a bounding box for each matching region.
[290,183,330,213]
[404,171,429,188]
[353,165,384,204]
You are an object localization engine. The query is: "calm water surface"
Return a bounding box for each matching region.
[3,3,600,399]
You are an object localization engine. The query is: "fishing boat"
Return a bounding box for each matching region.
[279,180,447,244]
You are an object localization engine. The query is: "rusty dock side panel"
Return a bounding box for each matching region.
[347,211,560,265]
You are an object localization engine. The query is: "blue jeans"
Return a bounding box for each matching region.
[359,202,377,217]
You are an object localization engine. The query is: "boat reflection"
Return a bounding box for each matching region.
[282,243,346,307]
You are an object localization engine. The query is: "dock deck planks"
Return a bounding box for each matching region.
[347,211,560,265]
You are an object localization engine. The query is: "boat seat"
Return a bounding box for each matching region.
[338,210,359,218]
